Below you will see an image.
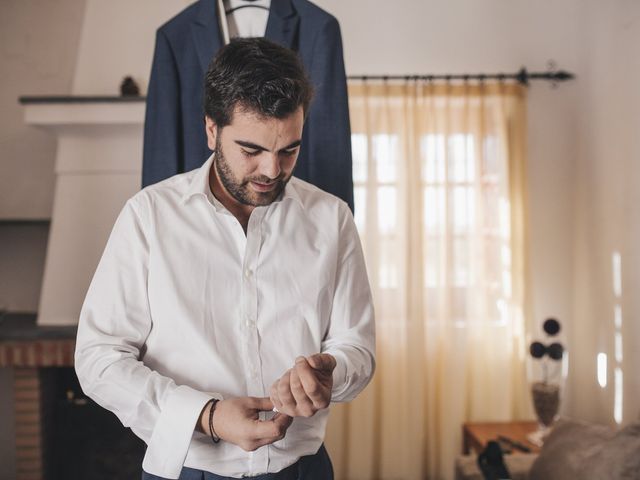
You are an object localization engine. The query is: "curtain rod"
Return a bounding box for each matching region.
[347,67,575,86]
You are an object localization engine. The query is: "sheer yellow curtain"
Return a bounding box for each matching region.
[325,81,532,480]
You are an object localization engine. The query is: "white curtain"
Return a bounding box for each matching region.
[325,81,533,480]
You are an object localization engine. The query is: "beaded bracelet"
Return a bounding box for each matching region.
[207,398,221,444]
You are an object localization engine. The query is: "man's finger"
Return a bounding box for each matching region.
[290,367,315,416]
[307,353,337,373]
[251,412,292,440]
[277,370,296,411]
[252,413,293,449]
[247,396,275,412]
[295,359,326,406]
[270,383,284,411]
[248,433,281,450]
[272,412,294,430]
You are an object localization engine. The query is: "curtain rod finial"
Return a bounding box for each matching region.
[554,70,575,82]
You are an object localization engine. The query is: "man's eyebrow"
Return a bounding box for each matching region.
[281,140,302,150]
[234,139,302,151]
[235,140,268,151]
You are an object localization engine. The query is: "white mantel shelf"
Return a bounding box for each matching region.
[20,96,145,126]
[23,97,145,326]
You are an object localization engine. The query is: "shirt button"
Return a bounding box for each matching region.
[244,268,252,279]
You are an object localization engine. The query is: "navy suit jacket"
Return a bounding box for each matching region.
[142,0,354,210]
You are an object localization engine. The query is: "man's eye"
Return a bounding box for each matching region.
[242,149,261,157]
[282,149,298,156]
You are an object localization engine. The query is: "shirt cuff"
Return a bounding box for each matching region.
[142,385,220,479]
[328,351,349,401]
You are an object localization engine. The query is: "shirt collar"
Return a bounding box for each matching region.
[181,154,304,210]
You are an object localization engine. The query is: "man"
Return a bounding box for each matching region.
[75,38,375,480]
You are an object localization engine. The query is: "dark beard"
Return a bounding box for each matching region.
[213,135,290,207]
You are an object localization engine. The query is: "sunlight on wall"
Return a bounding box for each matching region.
[614,368,623,424]
[614,332,623,364]
[597,353,607,388]
[612,252,622,298]
[611,251,623,424]
[614,305,622,329]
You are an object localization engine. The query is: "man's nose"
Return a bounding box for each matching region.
[259,153,281,180]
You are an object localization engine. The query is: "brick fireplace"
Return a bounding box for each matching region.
[0,313,144,479]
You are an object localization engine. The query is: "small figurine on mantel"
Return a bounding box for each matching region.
[120,76,140,97]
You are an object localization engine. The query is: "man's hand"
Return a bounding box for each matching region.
[198,397,292,452]
[269,353,337,418]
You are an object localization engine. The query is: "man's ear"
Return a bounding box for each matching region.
[204,116,218,150]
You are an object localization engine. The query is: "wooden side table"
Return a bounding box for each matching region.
[463,421,540,455]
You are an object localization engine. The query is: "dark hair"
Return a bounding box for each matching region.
[203,37,314,127]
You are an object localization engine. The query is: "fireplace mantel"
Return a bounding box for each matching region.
[22,96,145,327]
[0,313,76,367]
[20,96,145,127]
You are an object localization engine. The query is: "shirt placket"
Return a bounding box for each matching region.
[241,207,269,475]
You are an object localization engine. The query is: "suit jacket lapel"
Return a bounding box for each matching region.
[264,0,300,50]
[191,0,223,72]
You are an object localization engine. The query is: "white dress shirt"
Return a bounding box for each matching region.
[224,0,271,39]
[74,154,376,479]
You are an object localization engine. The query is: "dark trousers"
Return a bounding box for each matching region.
[142,444,333,480]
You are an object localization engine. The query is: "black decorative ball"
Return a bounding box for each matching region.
[529,341,547,359]
[547,342,564,360]
[543,318,561,336]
